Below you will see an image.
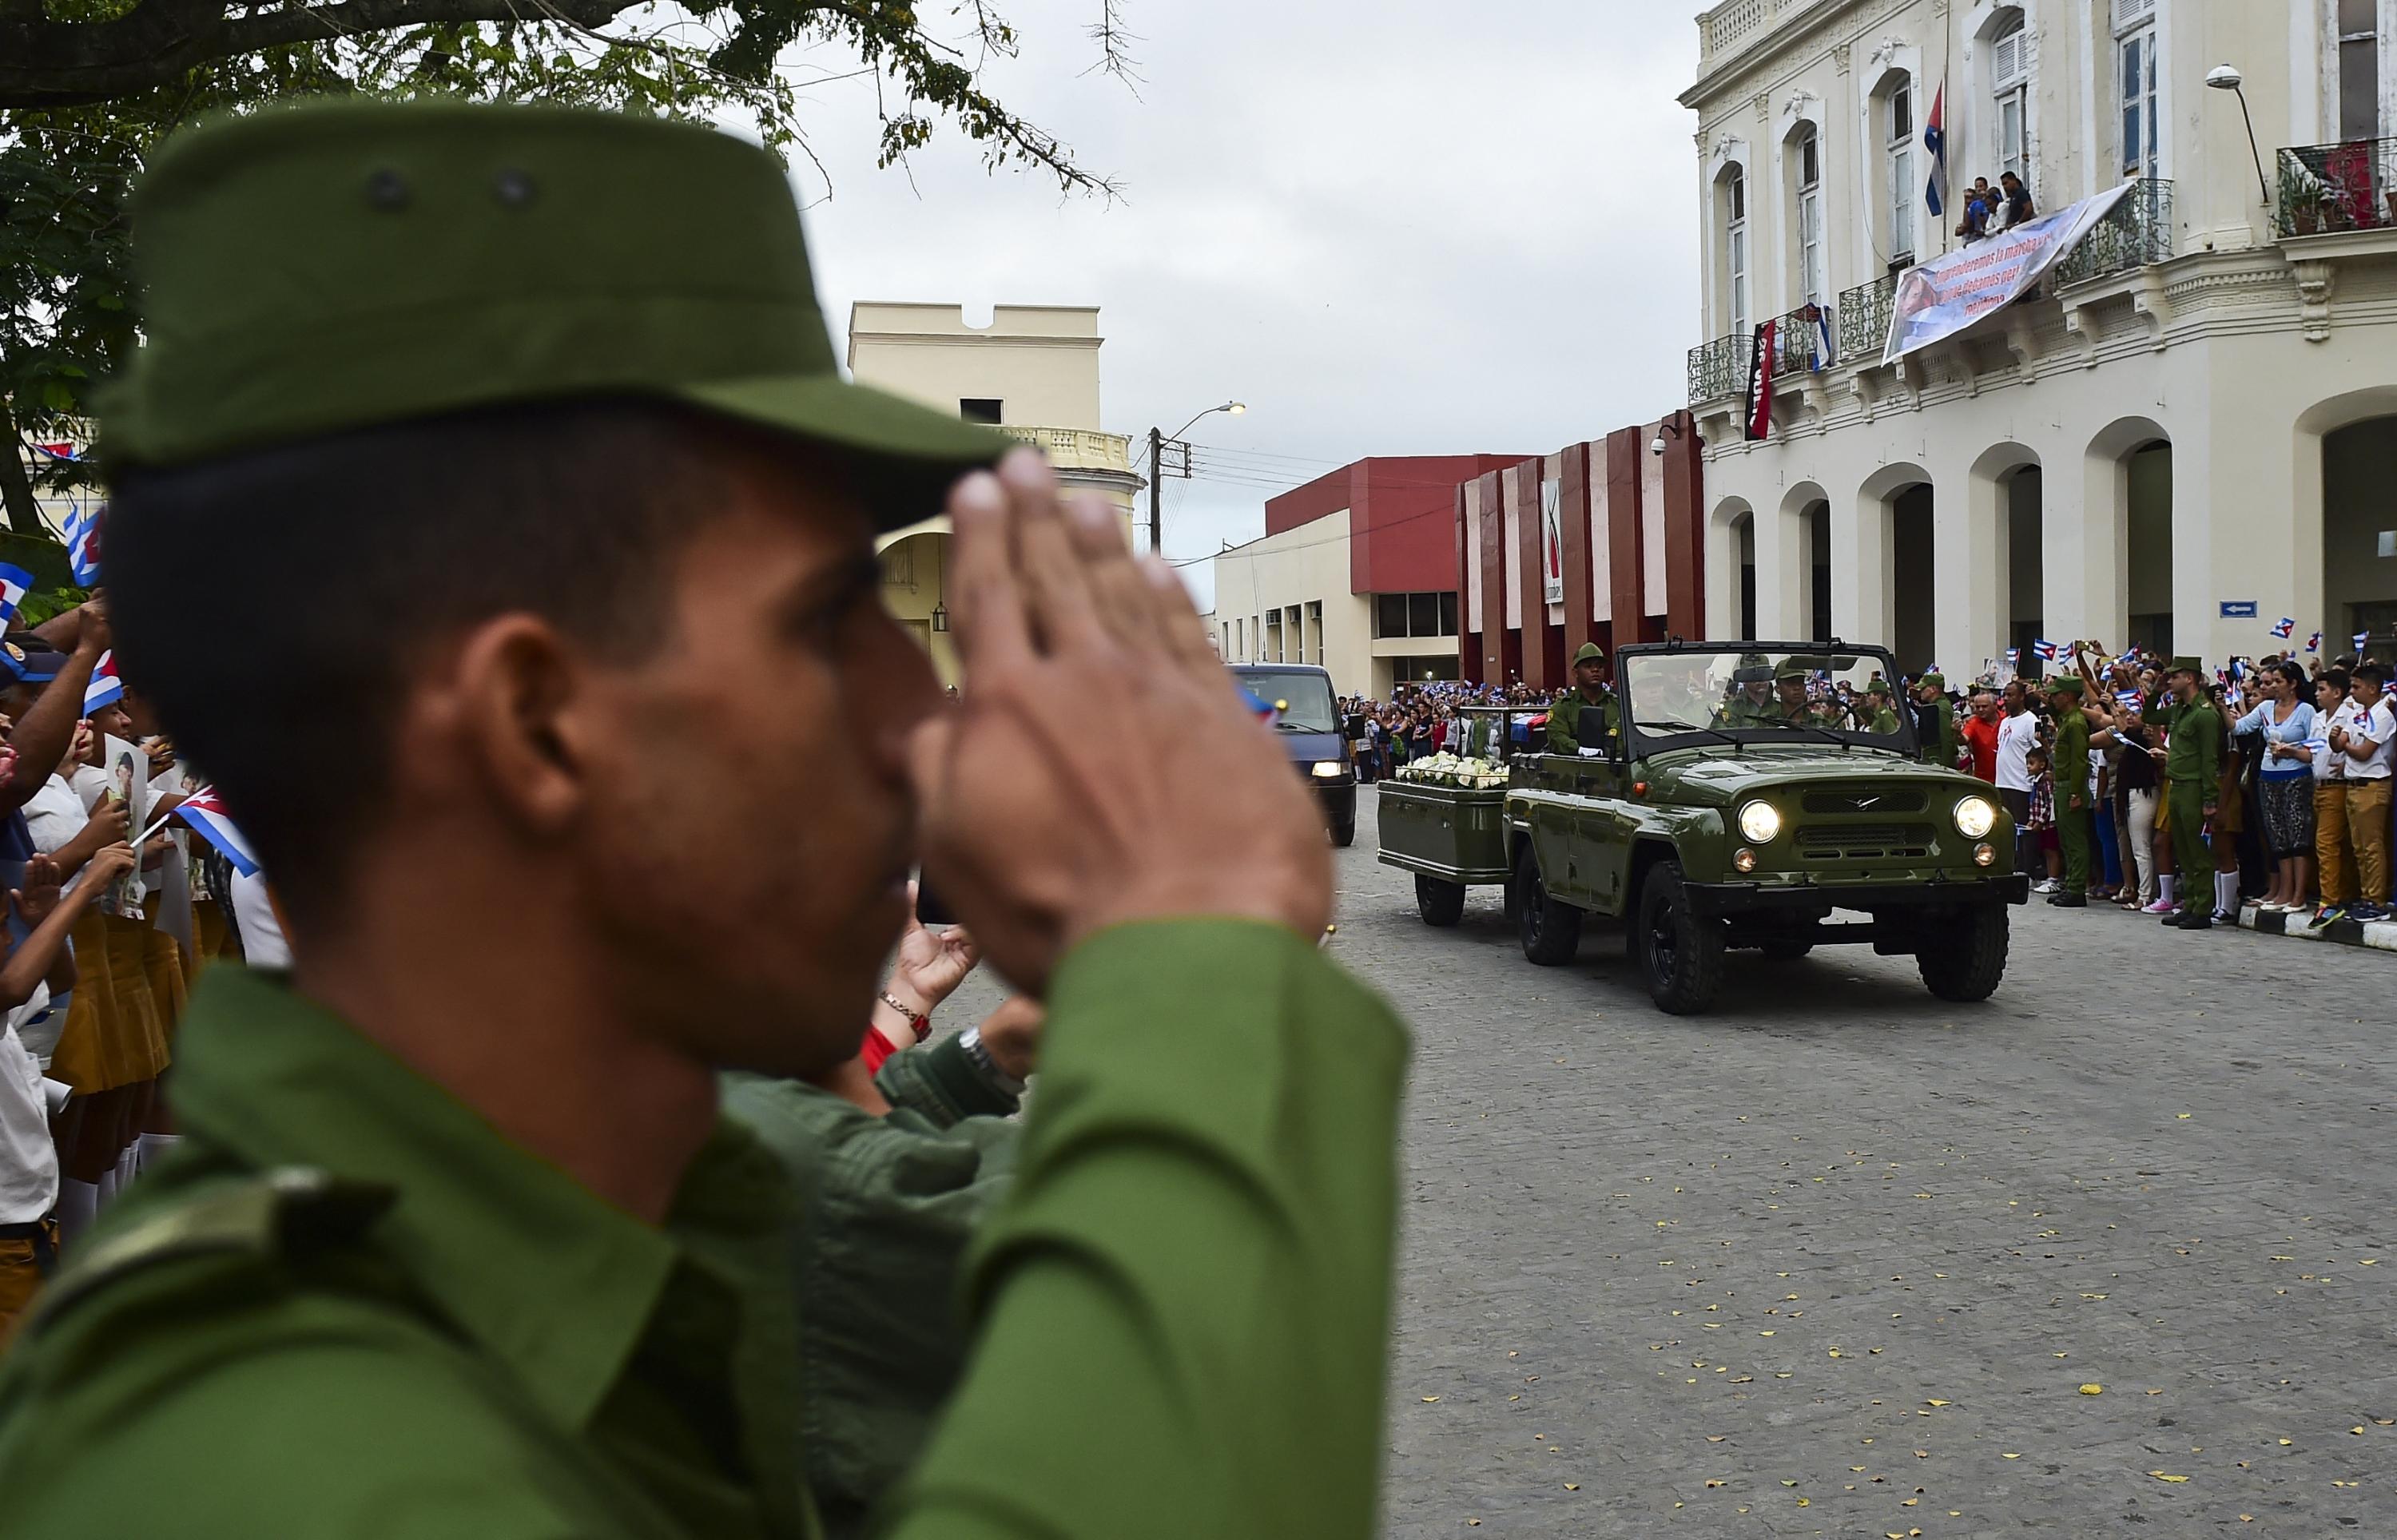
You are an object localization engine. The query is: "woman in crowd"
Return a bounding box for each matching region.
[2236,660,2318,912]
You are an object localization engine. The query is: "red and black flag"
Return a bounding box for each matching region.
[1741,320,1778,442]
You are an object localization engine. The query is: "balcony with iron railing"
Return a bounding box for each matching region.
[2055,177,2175,286]
[1835,269,1902,363]
[2276,138,2397,236]
[1686,331,1754,405]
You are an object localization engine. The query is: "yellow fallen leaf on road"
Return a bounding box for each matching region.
[1926,1399,1950,1407]
[2079,1383,2105,1395]
[1707,1435,1727,1443]
[1421,1396,1440,1403]
[2149,1471,2189,1482]
[2177,1113,2192,1119]
[1564,1484,1579,1491]
[1795,1497,1810,1506]
[1759,1330,1775,1336]
[2351,1426,2367,1435]
[2277,1439,2293,1446]
[1705,1479,1727,1488]
[1780,1479,1798,1487]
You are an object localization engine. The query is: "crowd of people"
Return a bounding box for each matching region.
[1908,643,2394,929]
[1955,170,2037,242]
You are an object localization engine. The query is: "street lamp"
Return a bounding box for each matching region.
[2206,65,2273,208]
[1149,401,1247,556]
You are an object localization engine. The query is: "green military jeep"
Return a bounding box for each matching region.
[1377,641,2025,1014]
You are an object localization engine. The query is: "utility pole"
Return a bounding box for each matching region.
[1148,426,1164,555]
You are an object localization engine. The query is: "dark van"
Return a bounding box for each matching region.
[1229,662,1357,846]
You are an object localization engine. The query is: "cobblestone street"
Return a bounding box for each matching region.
[1334,789,2397,1538]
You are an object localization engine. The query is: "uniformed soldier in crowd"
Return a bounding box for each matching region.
[1914,672,1960,766]
[2044,676,2093,907]
[2160,657,2224,930]
[1544,641,1620,755]
[0,101,1409,1540]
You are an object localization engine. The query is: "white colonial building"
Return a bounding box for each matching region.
[1683,0,2397,673]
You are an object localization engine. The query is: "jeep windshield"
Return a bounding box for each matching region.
[1620,645,1913,756]
[1234,669,1339,732]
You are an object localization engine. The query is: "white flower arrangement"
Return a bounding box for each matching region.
[1393,752,1508,790]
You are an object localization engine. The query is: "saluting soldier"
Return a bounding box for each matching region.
[1546,641,1620,754]
[2160,656,2224,930]
[0,101,1409,1540]
[2045,676,2093,907]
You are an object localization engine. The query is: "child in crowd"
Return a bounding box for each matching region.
[2025,745,2063,893]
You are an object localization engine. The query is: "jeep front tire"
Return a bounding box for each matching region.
[1634,859,1725,1014]
[1917,905,2008,1002]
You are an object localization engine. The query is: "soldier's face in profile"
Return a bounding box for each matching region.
[565,449,940,1075]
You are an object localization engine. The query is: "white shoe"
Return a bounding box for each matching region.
[2033,879,2060,894]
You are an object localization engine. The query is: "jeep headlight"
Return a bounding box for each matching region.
[1311,760,1346,779]
[1954,795,1998,839]
[1737,800,1783,843]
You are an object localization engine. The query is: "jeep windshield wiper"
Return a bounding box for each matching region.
[1758,719,1852,747]
[1636,719,1743,749]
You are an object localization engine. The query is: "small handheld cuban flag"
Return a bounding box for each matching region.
[2357,630,2373,651]
[1240,686,1281,727]
[2033,639,2061,661]
[2307,631,2323,654]
[0,563,34,631]
[2116,648,2141,667]
[2004,646,2019,664]
[62,502,102,587]
[84,649,123,713]
[172,786,261,878]
[2270,616,2296,640]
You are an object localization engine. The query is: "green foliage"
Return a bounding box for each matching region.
[2,2,1131,529]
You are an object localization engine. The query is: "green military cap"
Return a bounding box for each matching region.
[1865,678,1894,698]
[1572,642,1605,665]
[104,100,1007,530]
[2168,655,2204,676]
[2047,676,2085,697]
[1918,671,1946,689]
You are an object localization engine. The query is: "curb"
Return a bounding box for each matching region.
[2239,904,2397,953]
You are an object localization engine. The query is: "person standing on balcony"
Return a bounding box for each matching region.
[1999,172,2037,230]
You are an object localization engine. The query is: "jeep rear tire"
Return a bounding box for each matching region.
[1634,859,1724,1014]
[1415,875,1467,927]
[1918,905,2008,1002]
[1514,843,1581,965]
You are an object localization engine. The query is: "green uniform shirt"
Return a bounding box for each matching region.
[0,923,1409,1540]
[722,1040,1022,1540]
[2164,698,2222,796]
[2053,708,2091,810]
[1545,689,1620,754]
[1717,692,1779,728]
[1870,706,1902,735]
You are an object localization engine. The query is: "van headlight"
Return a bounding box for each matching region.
[1737,800,1782,843]
[1311,760,1346,779]
[1954,795,1998,839]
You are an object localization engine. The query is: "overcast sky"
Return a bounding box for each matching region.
[777,1,1702,610]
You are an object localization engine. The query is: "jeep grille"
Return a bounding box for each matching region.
[1803,787,1930,816]
[1796,823,1934,859]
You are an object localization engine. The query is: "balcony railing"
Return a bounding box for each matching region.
[1697,0,1827,68]
[1836,270,1901,363]
[996,424,1134,473]
[2056,177,2174,285]
[2276,138,2397,236]
[1687,331,1754,404]
[1767,302,1835,378]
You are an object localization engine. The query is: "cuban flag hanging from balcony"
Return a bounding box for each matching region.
[1922,84,1949,220]
[1807,304,1834,371]
[1742,320,1778,442]
[2269,616,2296,640]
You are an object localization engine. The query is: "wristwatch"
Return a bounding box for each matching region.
[956,1023,1027,1097]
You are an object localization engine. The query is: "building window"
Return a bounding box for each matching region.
[959,397,1003,424]
[1886,84,1916,264]
[1725,168,1749,336]
[2339,0,2381,141]
[1795,126,1824,307]
[1373,591,1462,640]
[1992,18,2029,181]
[2114,0,2158,177]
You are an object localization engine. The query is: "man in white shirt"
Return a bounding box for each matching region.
[1994,693,2041,883]
[2308,669,2357,927]
[2331,663,2395,920]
